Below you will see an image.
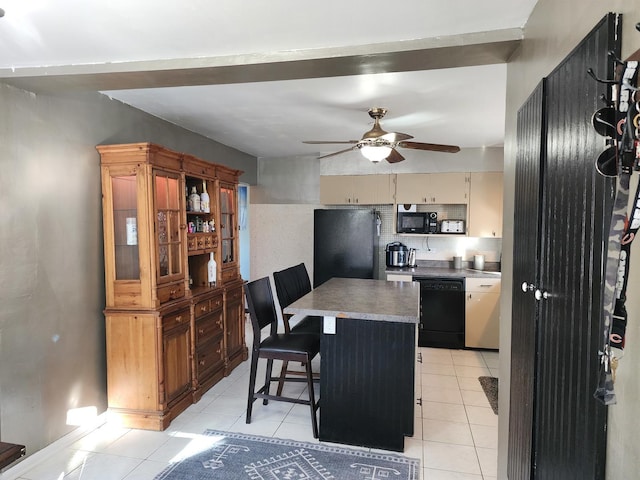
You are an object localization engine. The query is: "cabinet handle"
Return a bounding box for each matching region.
[200,305,208,313]
[479,284,493,288]
[175,315,183,323]
[199,360,206,366]
[198,328,204,334]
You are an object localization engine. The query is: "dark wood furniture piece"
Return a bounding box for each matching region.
[285,277,419,452]
[0,442,25,469]
[244,277,321,438]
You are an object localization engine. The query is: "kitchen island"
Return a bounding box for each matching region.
[284,277,419,452]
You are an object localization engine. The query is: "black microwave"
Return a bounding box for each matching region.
[397,211,438,234]
[397,212,427,233]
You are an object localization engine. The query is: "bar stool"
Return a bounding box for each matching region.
[273,263,322,395]
[244,277,320,438]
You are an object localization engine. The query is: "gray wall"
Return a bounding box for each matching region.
[0,82,257,456]
[500,2,640,479]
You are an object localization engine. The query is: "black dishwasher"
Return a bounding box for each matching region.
[414,277,465,348]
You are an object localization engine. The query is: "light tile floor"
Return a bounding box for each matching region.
[3,323,499,480]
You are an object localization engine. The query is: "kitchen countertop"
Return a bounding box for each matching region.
[386,264,502,279]
[284,277,419,324]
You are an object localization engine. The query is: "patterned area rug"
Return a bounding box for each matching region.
[154,429,419,480]
[479,376,499,415]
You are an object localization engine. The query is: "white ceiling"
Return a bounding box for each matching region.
[0,0,539,160]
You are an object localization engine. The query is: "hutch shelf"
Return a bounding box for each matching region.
[97,142,247,430]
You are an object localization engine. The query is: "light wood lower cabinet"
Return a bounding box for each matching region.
[105,288,248,430]
[105,300,194,431]
[465,278,500,349]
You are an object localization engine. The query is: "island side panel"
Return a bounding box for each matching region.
[320,316,416,452]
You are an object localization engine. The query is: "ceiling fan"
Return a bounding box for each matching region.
[303,107,460,163]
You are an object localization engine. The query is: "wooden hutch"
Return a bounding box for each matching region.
[97,142,247,430]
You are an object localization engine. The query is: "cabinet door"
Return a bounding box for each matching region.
[224,284,245,360]
[320,176,355,204]
[162,322,192,406]
[428,173,469,204]
[320,175,394,204]
[354,175,395,204]
[468,172,503,237]
[465,278,500,349]
[219,183,237,266]
[154,170,185,285]
[396,174,430,204]
[396,173,468,204]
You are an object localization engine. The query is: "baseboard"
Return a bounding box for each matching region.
[0,413,107,480]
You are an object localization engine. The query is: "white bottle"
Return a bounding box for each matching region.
[189,186,200,212]
[207,252,217,286]
[200,181,210,213]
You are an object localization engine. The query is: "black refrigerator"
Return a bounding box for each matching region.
[313,209,376,288]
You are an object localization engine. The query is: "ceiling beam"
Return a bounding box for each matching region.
[0,29,522,93]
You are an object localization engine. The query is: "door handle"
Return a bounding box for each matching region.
[521,281,536,292]
[534,289,549,301]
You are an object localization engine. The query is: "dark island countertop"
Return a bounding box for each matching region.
[284,277,419,324]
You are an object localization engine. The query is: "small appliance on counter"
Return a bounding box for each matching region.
[408,248,417,267]
[386,241,409,267]
[473,254,485,270]
[426,212,438,233]
[440,219,465,234]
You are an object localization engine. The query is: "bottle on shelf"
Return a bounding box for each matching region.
[200,181,210,213]
[207,252,217,287]
[185,186,191,212]
[189,186,201,212]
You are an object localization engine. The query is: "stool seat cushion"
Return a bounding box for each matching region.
[260,333,320,357]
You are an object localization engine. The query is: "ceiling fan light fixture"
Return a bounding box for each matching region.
[360,145,392,163]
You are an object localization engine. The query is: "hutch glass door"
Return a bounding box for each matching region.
[154,171,184,282]
[111,175,140,280]
[220,185,236,264]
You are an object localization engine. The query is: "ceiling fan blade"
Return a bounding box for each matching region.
[386,148,405,163]
[303,140,359,145]
[398,141,461,153]
[381,132,414,142]
[317,146,357,159]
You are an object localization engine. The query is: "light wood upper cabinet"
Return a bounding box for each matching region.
[395,173,469,205]
[320,174,395,204]
[468,172,503,238]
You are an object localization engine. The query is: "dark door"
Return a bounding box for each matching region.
[509,14,618,479]
[508,80,545,480]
